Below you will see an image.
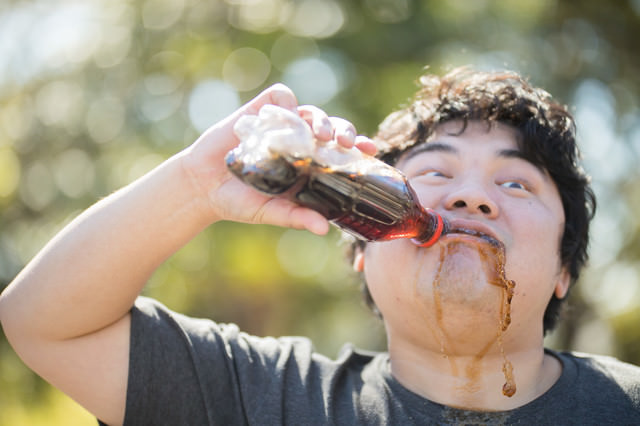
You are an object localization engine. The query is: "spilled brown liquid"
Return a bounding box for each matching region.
[431,229,517,398]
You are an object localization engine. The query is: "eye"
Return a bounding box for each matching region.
[500,180,528,191]
[423,170,447,178]
[408,169,450,188]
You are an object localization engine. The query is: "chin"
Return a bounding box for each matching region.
[410,239,517,354]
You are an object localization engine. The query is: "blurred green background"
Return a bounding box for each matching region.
[1,0,639,423]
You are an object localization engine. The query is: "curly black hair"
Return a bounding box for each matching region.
[351,67,596,334]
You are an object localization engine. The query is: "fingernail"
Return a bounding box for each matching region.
[345,127,356,141]
[314,120,332,138]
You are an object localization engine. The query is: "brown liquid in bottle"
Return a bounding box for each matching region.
[431,230,517,397]
[226,151,448,246]
[298,167,446,246]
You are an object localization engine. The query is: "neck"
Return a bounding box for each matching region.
[387,333,562,411]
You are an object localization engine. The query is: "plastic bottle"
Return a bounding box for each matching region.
[224,105,449,247]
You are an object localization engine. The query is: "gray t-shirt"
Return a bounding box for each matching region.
[114,297,640,425]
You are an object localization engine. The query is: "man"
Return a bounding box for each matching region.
[1,68,639,425]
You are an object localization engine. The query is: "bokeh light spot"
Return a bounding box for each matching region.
[226,0,283,34]
[223,47,271,91]
[270,34,319,71]
[140,91,183,122]
[0,147,21,198]
[277,229,329,278]
[144,73,182,95]
[599,263,640,316]
[35,80,84,127]
[86,96,126,144]
[282,0,344,38]
[575,79,634,184]
[282,57,339,105]
[142,0,185,30]
[188,79,240,133]
[20,161,57,211]
[53,149,95,198]
[93,26,132,68]
[1,100,34,143]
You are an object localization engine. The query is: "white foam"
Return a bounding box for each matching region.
[233,105,315,163]
[233,104,365,166]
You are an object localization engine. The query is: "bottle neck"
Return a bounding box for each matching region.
[412,208,448,247]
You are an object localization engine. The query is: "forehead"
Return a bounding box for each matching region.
[398,120,522,166]
[402,120,520,157]
[434,120,519,146]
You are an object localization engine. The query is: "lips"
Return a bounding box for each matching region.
[444,218,503,248]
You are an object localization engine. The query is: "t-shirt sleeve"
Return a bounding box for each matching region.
[122,296,329,426]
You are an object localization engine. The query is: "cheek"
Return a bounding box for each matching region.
[410,182,447,208]
[364,242,422,314]
[363,243,404,303]
[363,241,444,321]
[505,204,564,308]
[517,205,562,263]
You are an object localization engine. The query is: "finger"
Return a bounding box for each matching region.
[265,83,299,112]
[354,136,378,156]
[330,117,356,149]
[298,105,333,141]
[253,198,330,235]
[241,83,299,116]
[290,207,331,235]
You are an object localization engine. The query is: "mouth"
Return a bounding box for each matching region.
[444,219,503,248]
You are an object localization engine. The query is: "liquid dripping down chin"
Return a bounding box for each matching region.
[431,235,517,398]
[480,238,517,397]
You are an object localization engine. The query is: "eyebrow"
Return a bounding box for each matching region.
[401,141,542,169]
[495,148,547,174]
[400,142,459,162]
[497,148,528,161]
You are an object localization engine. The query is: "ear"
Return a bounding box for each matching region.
[353,250,365,272]
[554,267,571,299]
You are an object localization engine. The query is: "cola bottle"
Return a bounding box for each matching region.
[224,105,449,247]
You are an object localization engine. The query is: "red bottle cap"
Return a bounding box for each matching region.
[415,210,445,248]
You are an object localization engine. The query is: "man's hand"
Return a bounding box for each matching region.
[179,83,375,235]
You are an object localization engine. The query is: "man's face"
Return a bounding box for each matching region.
[360,120,570,354]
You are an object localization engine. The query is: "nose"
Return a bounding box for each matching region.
[443,182,499,218]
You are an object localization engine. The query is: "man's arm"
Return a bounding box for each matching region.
[0,84,337,425]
